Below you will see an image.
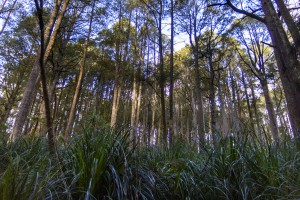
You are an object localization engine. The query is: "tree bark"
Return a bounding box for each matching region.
[10,0,70,141]
[241,72,255,134]
[64,0,95,139]
[261,0,300,140]
[158,0,167,144]
[229,66,240,133]
[274,0,300,50]
[251,82,263,140]
[208,54,218,146]
[261,79,279,142]
[217,71,229,134]
[169,0,174,144]
[34,0,56,154]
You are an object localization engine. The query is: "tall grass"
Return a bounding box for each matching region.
[0,130,300,199]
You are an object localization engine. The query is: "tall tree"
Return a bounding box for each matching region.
[234,20,279,142]
[64,0,96,139]
[34,0,56,154]
[169,0,175,144]
[177,0,207,145]
[10,0,71,141]
[213,0,300,143]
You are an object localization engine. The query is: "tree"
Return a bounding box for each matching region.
[10,0,71,141]
[64,0,96,139]
[234,19,279,142]
[34,0,56,154]
[176,0,207,145]
[169,0,175,144]
[213,0,300,143]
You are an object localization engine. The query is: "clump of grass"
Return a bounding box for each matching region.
[0,136,67,200]
[1,128,300,199]
[63,130,133,199]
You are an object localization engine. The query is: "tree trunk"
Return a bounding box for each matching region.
[261,0,300,140]
[157,0,167,144]
[208,55,217,146]
[10,0,70,141]
[34,0,56,154]
[229,66,240,133]
[251,82,263,140]
[0,0,17,35]
[130,69,138,143]
[64,1,95,139]
[274,0,300,50]
[189,11,206,145]
[218,71,229,134]
[241,72,255,134]
[260,79,279,142]
[169,0,174,144]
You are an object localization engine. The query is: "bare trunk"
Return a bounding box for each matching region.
[158,0,167,144]
[251,83,263,140]
[208,56,217,146]
[10,0,70,141]
[229,66,240,133]
[64,1,94,139]
[130,71,138,142]
[274,0,300,49]
[190,12,205,145]
[34,0,56,154]
[110,78,122,128]
[217,72,229,134]
[242,72,255,134]
[169,0,174,144]
[261,0,300,140]
[261,79,279,142]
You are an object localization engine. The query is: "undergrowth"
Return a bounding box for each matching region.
[0,130,300,199]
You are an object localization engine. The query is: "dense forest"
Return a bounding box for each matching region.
[1,0,300,199]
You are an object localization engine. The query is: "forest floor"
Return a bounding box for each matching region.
[0,129,300,199]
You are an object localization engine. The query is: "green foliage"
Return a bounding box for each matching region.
[1,129,300,199]
[0,137,66,200]
[63,130,132,199]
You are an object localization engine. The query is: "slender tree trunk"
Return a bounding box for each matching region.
[0,0,17,35]
[110,78,122,128]
[158,0,167,144]
[34,0,56,154]
[229,66,240,133]
[110,4,132,129]
[26,96,40,136]
[130,70,138,142]
[189,11,205,145]
[251,82,262,139]
[64,1,95,139]
[10,0,70,141]
[260,79,279,143]
[217,71,229,134]
[150,87,157,145]
[169,0,174,144]
[241,72,255,133]
[208,55,217,146]
[38,10,77,135]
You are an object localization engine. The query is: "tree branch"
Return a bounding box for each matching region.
[261,41,276,48]
[208,0,266,24]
